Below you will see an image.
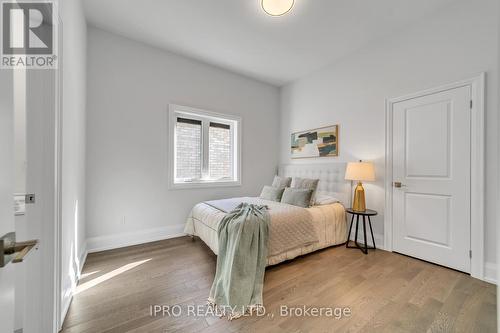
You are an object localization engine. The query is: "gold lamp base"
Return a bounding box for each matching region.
[352,182,366,212]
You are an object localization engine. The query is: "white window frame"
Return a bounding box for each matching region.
[168,104,242,189]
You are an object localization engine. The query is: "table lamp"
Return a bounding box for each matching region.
[345,160,375,212]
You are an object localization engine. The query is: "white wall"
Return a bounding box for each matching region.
[85,27,280,251]
[60,0,88,322]
[280,0,498,277]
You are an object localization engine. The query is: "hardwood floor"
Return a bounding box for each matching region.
[62,237,496,333]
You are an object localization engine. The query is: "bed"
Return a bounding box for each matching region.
[184,163,352,266]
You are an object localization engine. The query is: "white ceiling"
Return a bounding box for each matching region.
[83,0,458,86]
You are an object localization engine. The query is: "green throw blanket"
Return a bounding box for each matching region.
[208,203,270,320]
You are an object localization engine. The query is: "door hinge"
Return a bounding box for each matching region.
[470,100,473,109]
[469,250,472,258]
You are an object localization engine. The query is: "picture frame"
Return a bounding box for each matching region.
[291,125,339,159]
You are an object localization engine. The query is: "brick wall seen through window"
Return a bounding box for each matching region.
[175,120,201,179]
[209,123,231,179]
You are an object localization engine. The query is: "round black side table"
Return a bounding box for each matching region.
[345,208,377,255]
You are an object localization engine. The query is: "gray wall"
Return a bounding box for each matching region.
[85,27,280,247]
[279,0,498,274]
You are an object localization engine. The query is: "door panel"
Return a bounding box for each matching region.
[393,85,471,273]
[405,101,450,178]
[404,192,451,247]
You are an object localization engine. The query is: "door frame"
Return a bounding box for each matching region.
[54,20,64,332]
[25,69,62,332]
[54,19,63,331]
[384,73,485,280]
[24,13,63,333]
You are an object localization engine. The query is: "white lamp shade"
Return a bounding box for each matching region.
[345,161,375,182]
[261,0,294,16]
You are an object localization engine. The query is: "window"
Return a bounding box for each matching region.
[168,104,241,188]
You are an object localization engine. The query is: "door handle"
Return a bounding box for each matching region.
[12,241,38,263]
[0,232,38,267]
[393,181,407,188]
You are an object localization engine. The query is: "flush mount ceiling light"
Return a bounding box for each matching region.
[261,0,294,16]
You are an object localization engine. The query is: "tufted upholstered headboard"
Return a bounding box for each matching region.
[278,163,352,207]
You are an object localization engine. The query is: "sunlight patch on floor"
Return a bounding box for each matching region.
[75,258,151,295]
[80,270,100,279]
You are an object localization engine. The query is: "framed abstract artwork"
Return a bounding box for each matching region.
[291,125,339,158]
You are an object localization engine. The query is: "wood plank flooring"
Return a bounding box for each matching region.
[62,237,496,333]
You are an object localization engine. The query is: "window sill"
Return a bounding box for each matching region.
[168,180,242,190]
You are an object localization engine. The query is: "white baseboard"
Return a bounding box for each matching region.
[349,232,385,250]
[86,224,186,253]
[77,244,88,278]
[60,287,71,329]
[484,262,497,284]
[60,244,88,330]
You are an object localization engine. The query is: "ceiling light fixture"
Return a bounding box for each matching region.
[261,0,294,16]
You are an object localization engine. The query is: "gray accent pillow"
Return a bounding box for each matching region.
[291,177,319,205]
[260,185,285,202]
[272,175,292,188]
[281,188,314,208]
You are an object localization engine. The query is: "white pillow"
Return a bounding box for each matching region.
[314,193,340,206]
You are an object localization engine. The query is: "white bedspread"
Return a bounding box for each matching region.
[184,197,348,266]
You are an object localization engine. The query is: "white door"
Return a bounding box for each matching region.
[392,85,471,273]
[0,66,15,333]
[0,64,59,333]
[20,70,59,333]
